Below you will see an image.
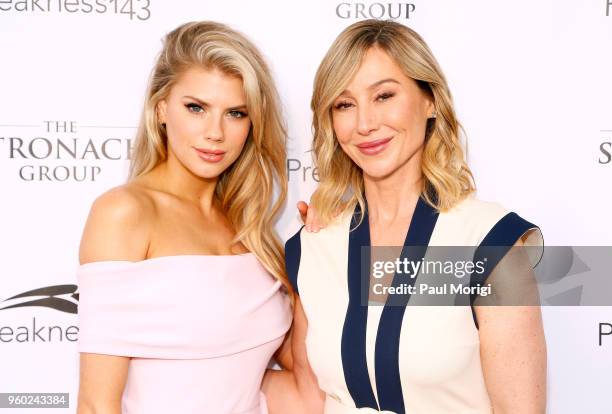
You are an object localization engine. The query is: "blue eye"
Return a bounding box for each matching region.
[186,103,204,113]
[228,110,248,119]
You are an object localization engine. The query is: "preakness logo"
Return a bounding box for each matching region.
[0,121,132,182]
[1,285,78,314]
[0,285,79,343]
[0,0,151,20]
[336,1,416,19]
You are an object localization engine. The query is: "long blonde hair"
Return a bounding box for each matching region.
[310,19,475,224]
[129,21,290,293]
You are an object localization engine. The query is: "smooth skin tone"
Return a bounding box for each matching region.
[77,67,252,413]
[273,46,546,413]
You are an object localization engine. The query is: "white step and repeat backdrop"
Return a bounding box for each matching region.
[1,0,611,412]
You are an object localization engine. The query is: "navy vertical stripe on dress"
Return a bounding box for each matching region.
[374,197,439,414]
[285,226,304,295]
[341,196,440,413]
[341,206,379,409]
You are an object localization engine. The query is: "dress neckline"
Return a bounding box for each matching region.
[78,252,255,269]
[341,195,440,412]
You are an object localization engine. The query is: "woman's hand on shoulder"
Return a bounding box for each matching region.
[79,184,154,264]
[297,201,329,233]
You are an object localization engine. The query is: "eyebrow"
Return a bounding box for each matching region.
[338,78,400,97]
[183,95,247,111]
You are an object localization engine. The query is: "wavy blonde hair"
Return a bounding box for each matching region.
[129,21,290,294]
[310,19,475,224]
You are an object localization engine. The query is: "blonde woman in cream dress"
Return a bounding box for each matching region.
[264,20,546,414]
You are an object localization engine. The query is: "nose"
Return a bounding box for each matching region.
[203,112,224,142]
[356,102,379,136]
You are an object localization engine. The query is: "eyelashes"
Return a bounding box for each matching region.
[186,103,204,113]
[184,103,248,119]
[376,92,395,101]
[334,101,353,110]
[228,110,248,119]
[333,91,396,110]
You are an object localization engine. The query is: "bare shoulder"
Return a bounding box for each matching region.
[89,183,155,222]
[79,183,156,264]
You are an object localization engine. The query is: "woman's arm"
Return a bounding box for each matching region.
[77,187,152,413]
[77,354,130,414]
[262,297,325,414]
[476,239,547,414]
[263,202,326,412]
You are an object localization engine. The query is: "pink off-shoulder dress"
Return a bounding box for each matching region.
[77,253,291,414]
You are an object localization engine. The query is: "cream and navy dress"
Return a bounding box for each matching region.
[285,195,543,414]
[77,253,291,414]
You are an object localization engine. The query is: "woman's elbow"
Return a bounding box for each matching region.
[76,395,122,414]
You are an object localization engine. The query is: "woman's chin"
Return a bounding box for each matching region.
[361,167,397,181]
[186,164,226,180]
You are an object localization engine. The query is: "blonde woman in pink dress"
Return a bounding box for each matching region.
[76,21,292,414]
